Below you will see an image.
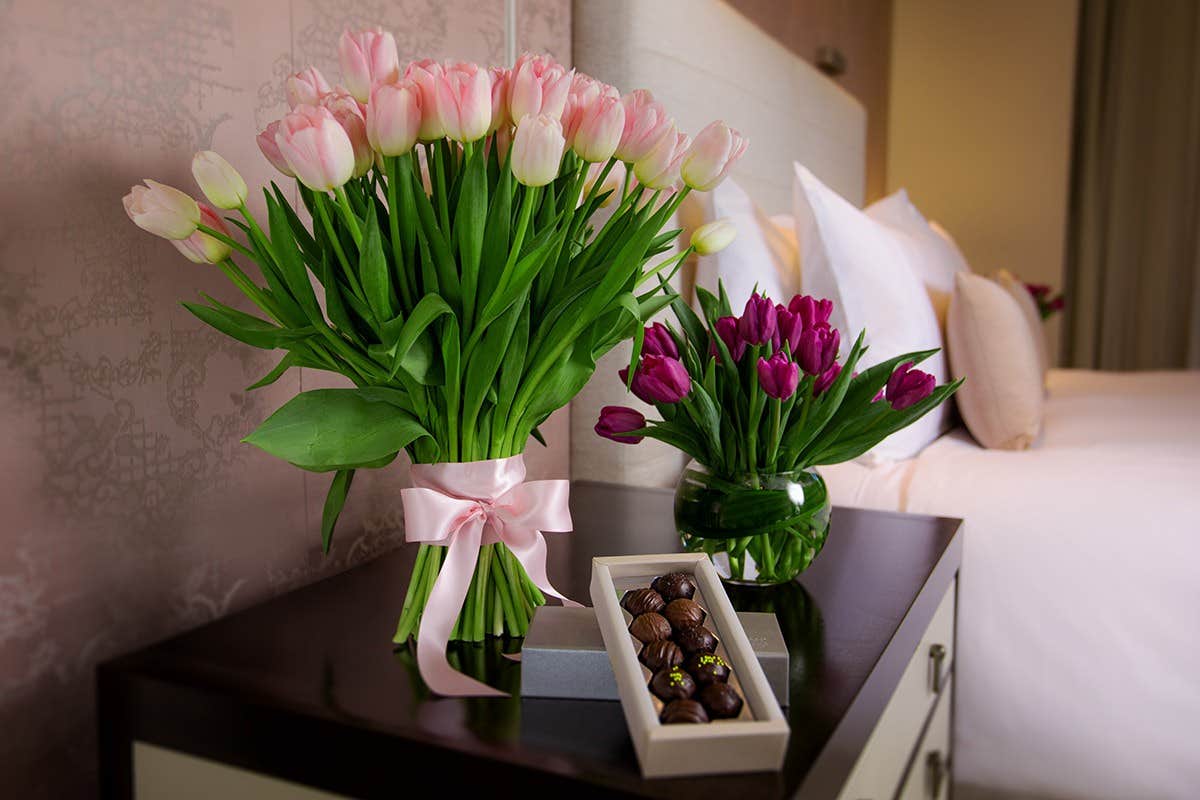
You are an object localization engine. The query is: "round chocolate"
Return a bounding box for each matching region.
[686,652,731,686]
[663,598,705,632]
[628,612,671,644]
[699,682,743,719]
[651,572,697,602]
[660,699,709,724]
[640,639,684,672]
[649,665,696,702]
[675,624,718,655]
[621,587,665,616]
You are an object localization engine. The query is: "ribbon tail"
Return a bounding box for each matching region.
[415,519,507,697]
[506,528,582,609]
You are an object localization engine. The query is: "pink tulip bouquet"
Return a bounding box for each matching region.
[595,284,961,584]
[122,30,747,669]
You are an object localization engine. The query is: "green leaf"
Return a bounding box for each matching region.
[455,144,487,329]
[321,469,355,553]
[359,203,394,324]
[811,379,963,464]
[382,294,455,380]
[183,298,313,350]
[244,388,433,471]
[245,350,316,390]
[266,193,321,317]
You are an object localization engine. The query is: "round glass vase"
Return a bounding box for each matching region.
[674,463,831,586]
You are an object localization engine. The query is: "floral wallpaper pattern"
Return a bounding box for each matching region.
[0,1,570,795]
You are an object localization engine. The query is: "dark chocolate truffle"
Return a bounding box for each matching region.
[660,699,709,724]
[621,587,665,616]
[628,612,671,644]
[651,572,697,602]
[640,639,684,672]
[663,598,705,632]
[686,652,731,686]
[675,624,718,655]
[649,665,696,702]
[699,682,743,719]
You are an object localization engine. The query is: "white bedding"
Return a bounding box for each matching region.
[820,369,1200,799]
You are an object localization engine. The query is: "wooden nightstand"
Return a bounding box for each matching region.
[98,482,961,799]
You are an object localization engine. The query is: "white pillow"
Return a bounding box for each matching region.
[792,165,949,461]
[691,179,800,309]
[866,189,970,330]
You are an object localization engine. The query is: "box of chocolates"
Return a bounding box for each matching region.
[590,553,789,778]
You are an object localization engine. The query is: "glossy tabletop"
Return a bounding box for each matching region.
[97,481,962,799]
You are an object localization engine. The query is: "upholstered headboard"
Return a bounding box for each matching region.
[569,0,868,486]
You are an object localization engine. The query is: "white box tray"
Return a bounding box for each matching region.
[590,553,789,778]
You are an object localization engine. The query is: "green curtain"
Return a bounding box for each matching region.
[1065,0,1200,369]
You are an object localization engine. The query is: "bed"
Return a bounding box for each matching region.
[571,2,1200,798]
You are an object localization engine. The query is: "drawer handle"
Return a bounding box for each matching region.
[926,749,949,799]
[929,644,947,693]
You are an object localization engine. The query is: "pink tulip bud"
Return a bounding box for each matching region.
[885,362,936,411]
[633,128,690,190]
[367,80,421,156]
[191,151,247,210]
[680,121,748,191]
[509,53,573,123]
[488,67,511,133]
[619,354,691,404]
[615,90,674,163]
[595,405,646,444]
[777,306,803,353]
[173,203,232,264]
[257,121,295,177]
[568,92,625,163]
[510,113,564,187]
[122,179,200,240]
[738,292,778,346]
[404,59,447,141]
[712,315,747,361]
[320,90,373,177]
[797,326,840,376]
[643,322,679,359]
[285,66,332,109]
[275,104,356,191]
[435,62,493,142]
[757,352,800,400]
[338,28,400,104]
[814,362,842,397]
[788,294,834,332]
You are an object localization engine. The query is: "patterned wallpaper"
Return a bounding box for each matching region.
[0,1,570,795]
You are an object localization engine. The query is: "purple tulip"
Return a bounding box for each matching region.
[711,315,746,361]
[776,306,803,353]
[642,322,679,359]
[788,295,833,331]
[885,362,936,410]
[757,352,800,400]
[814,362,841,396]
[737,292,777,346]
[797,326,840,376]
[619,354,692,404]
[594,405,646,443]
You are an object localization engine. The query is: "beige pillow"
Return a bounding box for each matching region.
[947,272,1044,450]
[993,269,1050,380]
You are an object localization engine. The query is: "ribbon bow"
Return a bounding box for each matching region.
[401,454,579,696]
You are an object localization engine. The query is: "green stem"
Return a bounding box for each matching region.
[196,223,257,261]
[332,185,363,247]
[312,194,366,300]
[385,156,415,310]
[215,259,282,322]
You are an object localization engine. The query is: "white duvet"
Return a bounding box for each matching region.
[820,369,1200,799]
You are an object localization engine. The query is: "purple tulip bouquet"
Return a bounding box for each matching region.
[595,285,961,584]
[123,28,748,650]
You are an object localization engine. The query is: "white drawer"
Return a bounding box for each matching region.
[898,677,953,800]
[837,577,956,800]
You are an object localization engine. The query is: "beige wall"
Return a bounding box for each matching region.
[887,0,1078,363]
[0,2,569,797]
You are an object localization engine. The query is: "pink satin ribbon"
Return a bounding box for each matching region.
[401,454,579,696]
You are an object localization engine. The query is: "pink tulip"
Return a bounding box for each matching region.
[191,150,247,210]
[614,90,674,163]
[320,90,373,177]
[285,66,332,109]
[788,294,834,331]
[814,363,842,397]
[680,121,748,191]
[404,59,447,141]
[173,203,232,264]
[257,121,295,177]
[633,128,690,190]
[595,406,646,444]
[488,67,511,133]
[338,28,400,103]
[367,80,421,156]
[738,292,777,346]
[757,352,800,400]
[797,326,840,376]
[435,62,493,142]
[508,53,573,123]
[275,104,356,191]
[568,92,625,163]
[712,315,746,361]
[885,362,936,411]
[510,113,564,187]
[643,322,679,359]
[582,160,625,207]
[122,179,200,240]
